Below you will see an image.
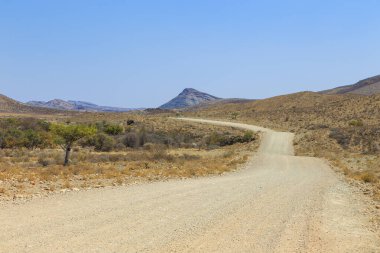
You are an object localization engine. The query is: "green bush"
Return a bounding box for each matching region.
[104,124,124,135]
[243,131,254,142]
[0,118,53,149]
[23,130,53,149]
[0,129,24,148]
[94,133,115,152]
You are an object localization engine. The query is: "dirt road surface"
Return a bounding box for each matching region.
[1,118,378,252]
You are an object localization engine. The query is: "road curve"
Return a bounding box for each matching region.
[0,118,378,252]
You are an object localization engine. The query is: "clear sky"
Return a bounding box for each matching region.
[0,0,379,108]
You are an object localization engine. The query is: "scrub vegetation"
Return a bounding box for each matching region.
[0,114,259,200]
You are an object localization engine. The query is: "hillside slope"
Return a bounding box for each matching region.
[0,94,57,114]
[321,75,380,95]
[187,92,379,129]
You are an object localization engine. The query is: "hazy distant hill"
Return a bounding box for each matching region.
[27,99,75,111]
[27,99,137,112]
[159,88,221,109]
[321,75,380,95]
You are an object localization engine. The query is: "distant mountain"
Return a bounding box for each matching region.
[27,99,76,111]
[159,88,221,109]
[27,99,137,112]
[321,75,380,95]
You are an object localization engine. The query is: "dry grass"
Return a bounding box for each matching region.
[0,143,257,199]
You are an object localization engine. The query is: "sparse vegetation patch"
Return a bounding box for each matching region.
[0,115,259,200]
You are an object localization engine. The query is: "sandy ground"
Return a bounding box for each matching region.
[0,118,379,252]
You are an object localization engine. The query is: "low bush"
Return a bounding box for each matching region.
[124,132,140,148]
[348,119,364,127]
[206,131,255,147]
[93,133,115,152]
[329,128,350,148]
[38,157,51,167]
[149,149,175,162]
[104,124,124,135]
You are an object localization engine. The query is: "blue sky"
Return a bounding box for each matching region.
[0,0,379,108]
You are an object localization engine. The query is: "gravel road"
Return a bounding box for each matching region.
[1,118,378,252]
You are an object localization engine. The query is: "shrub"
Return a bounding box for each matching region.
[348,119,364,127]
[23,130,41,149]
[94,133,115,152]
[150,149,175,162]
[139,129,147,146]
[0,118,53,149]
[242,131,254,142]
[114,142,126,151]
[207,132,223,146]
[38,157,51,167]
[104,124,124,135]
[23,130,53,149]
[0,129,24,148]
[143,143,155,151]
[124,132,139,148]
[329,128,350,148]
[230,112,239,120]
[207,131,255,147]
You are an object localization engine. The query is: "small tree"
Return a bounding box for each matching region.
[51,123,96,166]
